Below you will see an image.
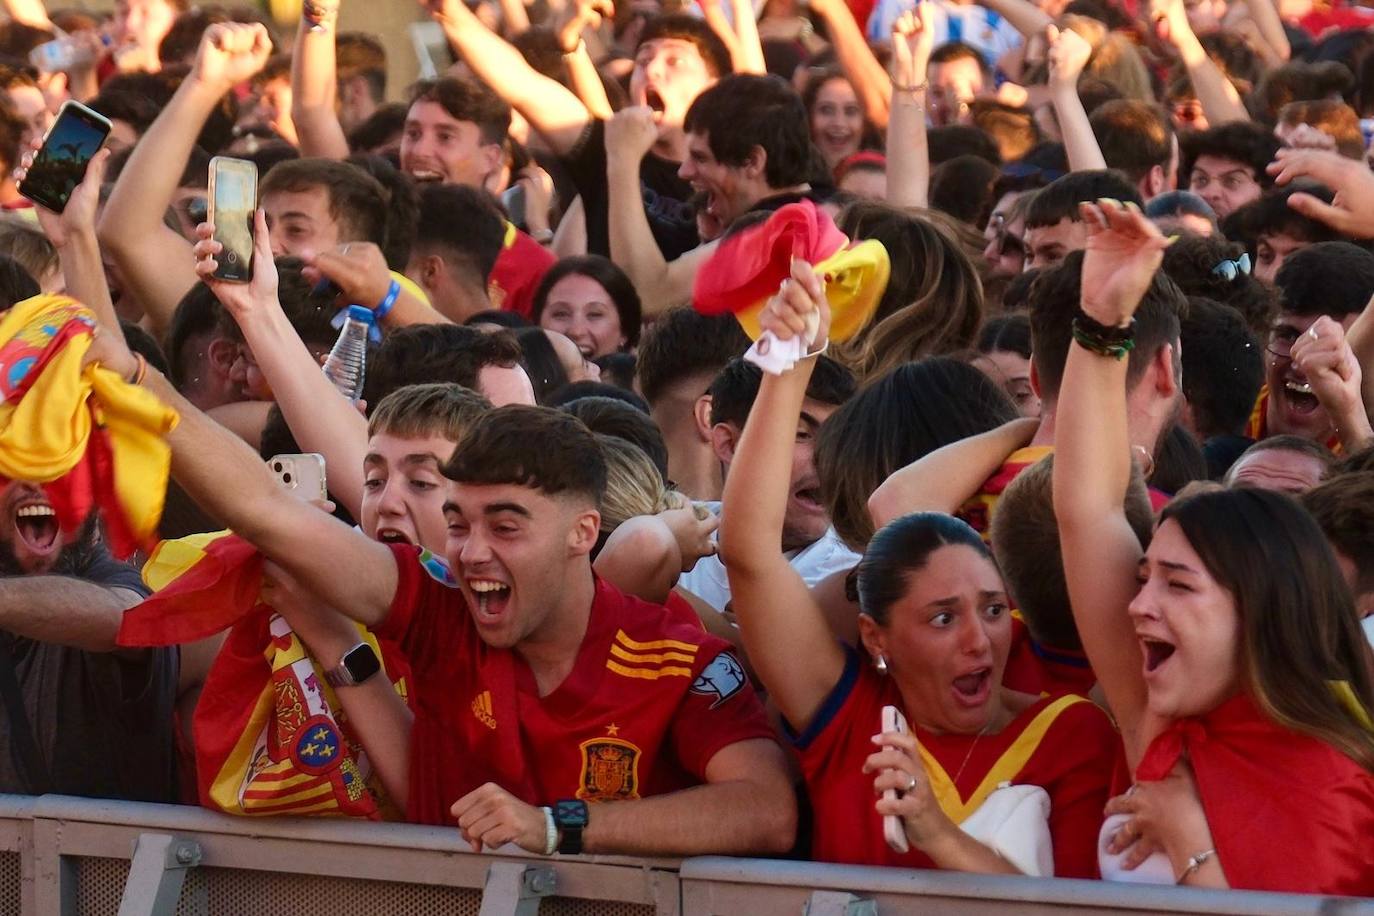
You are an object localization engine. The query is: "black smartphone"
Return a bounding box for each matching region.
[18,100,111,213]
[208,156,258,283]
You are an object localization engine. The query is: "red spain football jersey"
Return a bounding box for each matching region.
[375,544,776,826]
[488,223,555,321]
[792,648,1121,877]
[1002,617,1097,698]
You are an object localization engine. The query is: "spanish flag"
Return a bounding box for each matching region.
[0,294,177,556]
[692,200,890,344]
[121,532,410,820]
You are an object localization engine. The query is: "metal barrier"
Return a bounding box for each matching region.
[0,794,1371,916]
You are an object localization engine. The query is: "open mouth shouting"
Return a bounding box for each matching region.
[468,577,512,627]
[1280,374,1320,417]
[10,493,62,572]
[1141,637,1177,678]
[950,666,993,708]
[644,87,667,123]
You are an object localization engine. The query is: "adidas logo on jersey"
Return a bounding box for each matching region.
[471,690,497,730]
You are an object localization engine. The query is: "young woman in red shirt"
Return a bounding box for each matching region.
[1054,199,1374,894]
[719,260,1120,877]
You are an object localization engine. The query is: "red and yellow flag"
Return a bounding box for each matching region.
[692,200,890,344]
[0,294,177,556]
[121,532,410,820]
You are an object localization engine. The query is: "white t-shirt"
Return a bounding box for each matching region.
[1363,614,1374,649]
[866,0,1022,66]
[677,502,861,612]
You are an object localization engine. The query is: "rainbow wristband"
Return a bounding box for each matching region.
[374,279,400,324]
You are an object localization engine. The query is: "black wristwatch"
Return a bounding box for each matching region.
[324,642,382,688]
[554,799,589,855]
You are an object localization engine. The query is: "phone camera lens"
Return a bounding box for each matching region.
[282,472,292,484]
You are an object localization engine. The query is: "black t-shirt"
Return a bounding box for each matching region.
[562,118,700,261]
[0,549,179,802]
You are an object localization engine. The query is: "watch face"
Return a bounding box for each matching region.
[555,799,589,827]
[343,643,382,682]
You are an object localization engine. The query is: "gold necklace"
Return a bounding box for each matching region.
[950,721,993,789]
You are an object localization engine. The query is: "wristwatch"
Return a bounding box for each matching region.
[554,799,589,855]
[324,642,382,688]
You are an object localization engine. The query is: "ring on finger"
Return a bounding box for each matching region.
[904,774,917,793]
[1309,326,1320,341]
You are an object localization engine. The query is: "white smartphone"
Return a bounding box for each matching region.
[881,704,911,854]
[268,453,327,502]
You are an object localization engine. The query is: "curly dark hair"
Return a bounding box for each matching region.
[1160,233,1276,337]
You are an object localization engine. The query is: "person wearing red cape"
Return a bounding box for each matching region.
[1055,199,1374,895]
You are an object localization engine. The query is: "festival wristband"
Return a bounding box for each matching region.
[374,279,401,324]
[302,0,340,32]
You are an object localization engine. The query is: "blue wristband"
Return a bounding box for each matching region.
[374,279,401,324]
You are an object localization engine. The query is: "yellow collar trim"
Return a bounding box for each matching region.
[917,694,1088,823]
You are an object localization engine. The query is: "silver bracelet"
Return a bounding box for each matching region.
[1176,847,1216,884]
[541,806,558,856]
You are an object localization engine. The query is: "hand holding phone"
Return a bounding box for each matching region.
[268,454,328,503]
[880,704,911,854]
[18,101,111,214]
[208,156,258,283]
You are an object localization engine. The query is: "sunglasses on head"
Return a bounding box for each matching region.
[1212,252,1251,282]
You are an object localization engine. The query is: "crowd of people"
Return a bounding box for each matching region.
[0,0,1373,897]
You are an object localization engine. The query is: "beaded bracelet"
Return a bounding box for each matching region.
[1071,313,1136,360]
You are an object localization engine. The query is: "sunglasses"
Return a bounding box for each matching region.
[1212,252,1251,282]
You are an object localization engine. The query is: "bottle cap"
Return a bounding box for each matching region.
[347,305,375,324]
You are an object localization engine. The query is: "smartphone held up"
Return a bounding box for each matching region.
[18,101,111,214]
[880,704,912,854]
[208,156,258,283]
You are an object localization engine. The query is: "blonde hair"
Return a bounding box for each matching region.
[1064,15,1153,102]
[596,434,673,532]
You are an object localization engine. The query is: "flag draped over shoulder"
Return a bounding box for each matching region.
[120,531,411,820]
[692,200,891,343]
[0,294,177,556]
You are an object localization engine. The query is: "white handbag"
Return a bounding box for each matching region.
[1097,813,1176,884]
[958,782,1055,877]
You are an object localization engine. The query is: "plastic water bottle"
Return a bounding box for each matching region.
[29,32,107,73]
[322,305,373,401]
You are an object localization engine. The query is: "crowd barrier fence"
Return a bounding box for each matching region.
[0,794,1370,916]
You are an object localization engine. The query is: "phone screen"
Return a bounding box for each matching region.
[19,102,110,213]
[210,157,257,282]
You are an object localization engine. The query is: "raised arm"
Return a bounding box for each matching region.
[422,0,592,155]
[979,0,1053,40]
[29,147,120,332]
[727,0,767,75]
[1269,149,1374,419]
[1235,0,1289,64]
[886,8,933,210]
[1290,316,1374,454]
[719,261,848,733]
[98,23,272,341]
[1053,201,1168,764]
[193,212,371,521]
[84,319,397,629]
[604,106,716,315]
[868,417,1038,528]
[2,0,50,28]
[1046,25,1106,172]
[808,0,894,130]
[557,0,615,120]
[290,0,351,159]
[1152,0,1249,127]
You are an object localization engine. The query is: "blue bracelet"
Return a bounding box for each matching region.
[374,279,401,324]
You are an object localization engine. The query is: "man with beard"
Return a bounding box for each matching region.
[0,480,178,801]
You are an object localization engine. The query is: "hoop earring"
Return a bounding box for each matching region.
[874,654,889,675]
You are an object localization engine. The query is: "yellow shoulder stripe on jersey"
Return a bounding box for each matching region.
[614,629,699,654]
[609,643,697,665]
[606,659,694,679]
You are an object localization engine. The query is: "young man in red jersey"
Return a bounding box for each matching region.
[89,325,795,856]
